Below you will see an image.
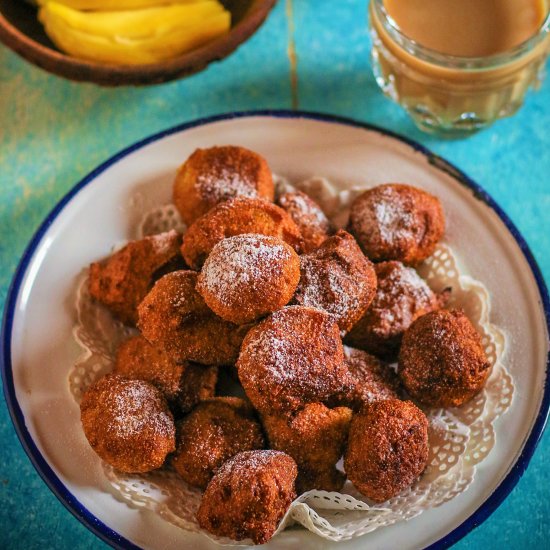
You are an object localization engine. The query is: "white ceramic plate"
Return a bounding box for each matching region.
[3,111,549,550]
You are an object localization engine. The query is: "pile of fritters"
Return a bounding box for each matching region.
[81,145,491,544]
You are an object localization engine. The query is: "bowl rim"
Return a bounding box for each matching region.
[2,109,549,549]
[0,0,277,85]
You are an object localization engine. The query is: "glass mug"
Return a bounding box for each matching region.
[369,0,550,135]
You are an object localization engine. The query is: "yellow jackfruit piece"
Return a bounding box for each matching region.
[42,1,224,40]
[39,4,230,65]
[36,0,204,10]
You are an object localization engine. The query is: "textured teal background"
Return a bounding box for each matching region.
[1,1,549,548]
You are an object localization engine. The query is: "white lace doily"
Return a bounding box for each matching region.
[69,177,512,545]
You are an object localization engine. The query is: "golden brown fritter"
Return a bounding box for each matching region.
[344,346,402,408]
[345,261,448,360]
[197,234,300,324]
[293,230,377,333]
[344,399,429,503]
[137,270,249,366]
[262,403,352,493]
[172,398,265,490]
[80,374,175,473]
[181,197,303,269]
[277,190,333,252]
[173,145,275,226]
[349,184,445,265]
[196,450,297,544]
[398,309,491,407]
[237,306,355,416]
[88,230,182,325]
[114,335,218,414]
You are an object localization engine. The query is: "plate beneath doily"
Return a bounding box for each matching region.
[3,112,549,550]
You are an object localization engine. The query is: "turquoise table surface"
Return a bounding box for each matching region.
[1,1,549,548]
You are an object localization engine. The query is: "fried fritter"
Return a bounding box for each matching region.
[181,197,303,269]
[349,184,445,265]
[197,234,300,324]
[237,306,355,416]
[138,270,249,366]
[114,335,217,414]
[196,450,297,544]
[276,190,333,252]
[344,346,402,408]
[177,362,219,415]
[80,374,175,473]
[173,146,275,226]
[293,230,377,333]
[344,399,429,503]
[345,261,448,360]
[172,398,265,489]
[262,403,352,493]
[398,309,491,407]
[88,230,182,325]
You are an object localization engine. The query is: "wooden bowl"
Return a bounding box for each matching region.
[0,0,277,85]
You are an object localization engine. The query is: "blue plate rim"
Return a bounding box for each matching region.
[2,109,549,550]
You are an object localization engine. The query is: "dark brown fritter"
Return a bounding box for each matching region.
[237,306,355,416]
[177,362,219,415]
[293,230,377,334]
[344,346,402,408]
[344,399,429,503]
[173,146,275,226]
[262,403,352,493]
[349,184,445,265]
[196,450,297,544]
[172,398,265,490]
[114,336,218,414]
[114,335,185,405]
[80,374,175,473]
[197,234,301,324]
[137,270,250,366]
[88,230,182,325]
[345,261,448,360]
[398,309,491,407]
[181,197,303,269]
[276,190,334,252]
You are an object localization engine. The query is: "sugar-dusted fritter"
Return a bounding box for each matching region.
[88,230,182,325]
[277,190,333,252]
[237,306,355,416]
[196,450,297,544]
[344,346,402,407]
[398,309,491,407]
[344,399,429,502]
[345,261,448,360]
[293,230,377,333]
[349,184,445,265]
[173,398,264,489]
[114,335,217,414]
[80,374,175,473]
[262,402,352,493]
[197,234,300,325]
[138,270,249,366]
[181,197,303,269]
[173,145,275,226]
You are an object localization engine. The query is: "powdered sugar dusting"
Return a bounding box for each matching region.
[200,234,293,307]
[373,263,435,333]
[355,186,415,245]
[300,258,362,320]
[107,379,173,440]
[196,167,259,203]
[217,449,294,479]
[148,230,180,256]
